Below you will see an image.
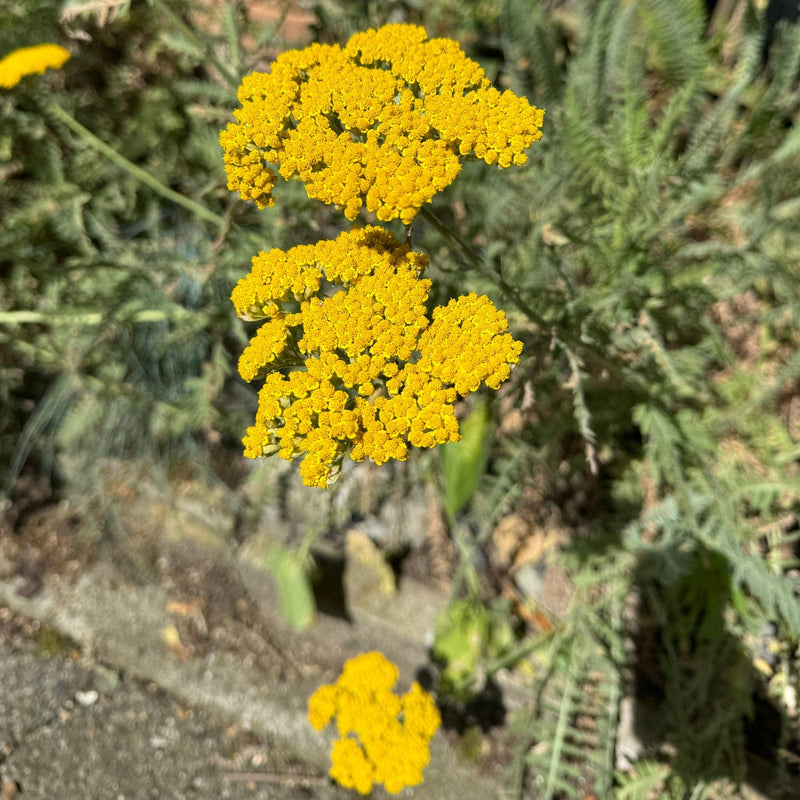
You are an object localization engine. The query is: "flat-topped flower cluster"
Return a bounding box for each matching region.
[220,23,544,223]
[308,651,441,794]
[222,23,543,489]
[233,227,522,488]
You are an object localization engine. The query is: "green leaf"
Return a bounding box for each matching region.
[433,599,489,696]
[262,545,316,632]
[432,597,516,698]
[439,397,493,521]
[613,761,670,800]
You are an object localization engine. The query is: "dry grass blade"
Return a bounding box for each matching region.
[60,0,130,27]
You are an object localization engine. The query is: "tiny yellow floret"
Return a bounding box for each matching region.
[0,44,70,89]
[308,652,441,795]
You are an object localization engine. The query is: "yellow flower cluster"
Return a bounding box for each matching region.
[233,227,522,488]
[308,651,441,795]
[220,23,544,223]
[222,24,540,486]
[0,44,70,89]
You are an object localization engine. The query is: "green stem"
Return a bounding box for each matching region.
[484,630,553,675]
[418,205,551,331]
[0,309,190,325]
[450,525,481,600]
[49,102,227,230]
[544,642,577,800]
[417,205,610,382]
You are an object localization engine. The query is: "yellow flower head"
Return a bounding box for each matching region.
[308,651,441,795]
[220,23,544,223]
[233,227,523,488]
[0,44,70,89]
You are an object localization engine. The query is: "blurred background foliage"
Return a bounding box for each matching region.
[1,0,799,798]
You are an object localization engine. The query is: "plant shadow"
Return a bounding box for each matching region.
[631,542,799,795]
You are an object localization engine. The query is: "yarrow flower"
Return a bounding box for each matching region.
[232,226,523,488]
[308,651,441,795]
[220,23,544,223]
[0,44,70,89]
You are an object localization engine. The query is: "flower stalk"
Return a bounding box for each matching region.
[418,205,551,332]
[48,102,227,230]
[0,309,191,326]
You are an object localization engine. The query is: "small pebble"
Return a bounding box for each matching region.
[0,778,20,800]
[75,689,99,706]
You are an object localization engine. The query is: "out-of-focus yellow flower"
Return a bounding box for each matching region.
[0,44,70,89]
[308,651,441,795]
[232,227,523,488]
[220,23,544,223]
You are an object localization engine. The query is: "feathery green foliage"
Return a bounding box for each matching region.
[420,0,800,796]
[510,550,627,800]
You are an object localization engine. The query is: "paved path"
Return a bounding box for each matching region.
[0,533,505,800]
